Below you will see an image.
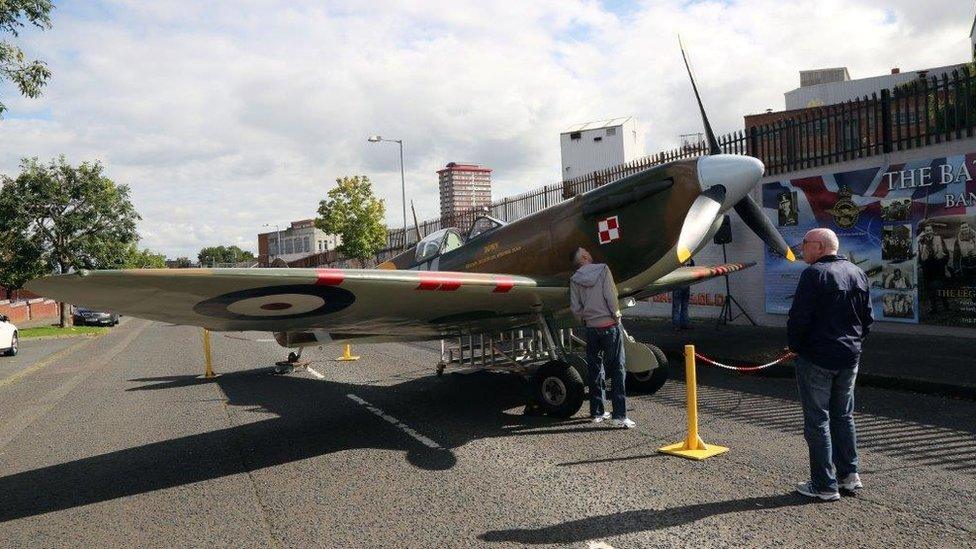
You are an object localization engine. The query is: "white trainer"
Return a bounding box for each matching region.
[591,412,611,424]
[796,481,840,501]
[839,473,862,491]
[610,418,636,429]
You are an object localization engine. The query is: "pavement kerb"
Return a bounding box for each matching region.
[19,333,107,342]
[16,317,132,341]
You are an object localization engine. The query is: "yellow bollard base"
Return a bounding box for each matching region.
[335,345,360,361]
[658,441,729,460]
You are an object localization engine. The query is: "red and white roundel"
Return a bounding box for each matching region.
[225,294,326,317]
[598,216,620,245]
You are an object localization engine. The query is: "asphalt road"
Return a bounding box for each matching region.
[0,319,973,548]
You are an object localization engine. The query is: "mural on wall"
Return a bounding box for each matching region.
[763,153,976,327]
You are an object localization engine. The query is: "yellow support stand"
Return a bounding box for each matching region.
[201,329,218,378]
[335,344,360,362]
[659,344,728,460]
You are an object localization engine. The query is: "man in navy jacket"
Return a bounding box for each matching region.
[788,228,873,501]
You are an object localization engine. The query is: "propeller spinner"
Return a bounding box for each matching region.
[677,37,796,262]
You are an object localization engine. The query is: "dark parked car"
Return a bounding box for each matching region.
[73,307,120,326]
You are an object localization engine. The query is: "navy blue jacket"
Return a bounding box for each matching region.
[787,255,874,370]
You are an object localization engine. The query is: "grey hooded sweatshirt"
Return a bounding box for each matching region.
[570,263,621,328]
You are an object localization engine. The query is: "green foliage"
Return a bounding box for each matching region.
[0,228,44,292]
[316,175,387,266]
[0,156,141,274]
[18,325,108,339]
[0,1,54,117]
[173,256,193,268]
[198,245,255,266]
[123,245,167,269]
[0,156,140,326]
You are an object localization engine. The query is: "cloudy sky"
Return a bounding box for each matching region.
[0,0,971,258]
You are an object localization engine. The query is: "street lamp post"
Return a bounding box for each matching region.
[263,223,281,265]
[367,135,407,248]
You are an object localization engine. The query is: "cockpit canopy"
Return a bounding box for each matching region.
[415,228,464,263]
[467,215,506,241]
[412,216,508,264]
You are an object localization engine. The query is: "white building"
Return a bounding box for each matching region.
[258,219,340,266]
[785,64,969,110]
[560,116,645,181]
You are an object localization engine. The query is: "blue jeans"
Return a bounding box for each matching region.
[794,356,859,492]
[672,288,690,328]
[585,325,627,419]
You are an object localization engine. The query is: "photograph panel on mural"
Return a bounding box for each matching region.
[881,197,913,222]
[777,191,799,226]
[879,263,915,290]
[882,224,914,262]
[763,153,976,327]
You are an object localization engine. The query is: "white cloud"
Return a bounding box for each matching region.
[0,0,971,258]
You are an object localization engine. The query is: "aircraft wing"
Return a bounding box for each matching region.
[628,262,755,300]
[26,268,567,337]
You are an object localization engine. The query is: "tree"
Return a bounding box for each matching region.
[173,256,193,268]
[0,230,44,299]
[316,175,387,267]
[0,156,140,326]
[1,1,54,117]
[198,245,255,266]
[123,245,166,269]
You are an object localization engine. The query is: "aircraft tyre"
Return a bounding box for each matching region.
[532,360,585,418]
[626,344,669,395]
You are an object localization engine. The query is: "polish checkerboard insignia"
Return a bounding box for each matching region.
[598,216,620,244]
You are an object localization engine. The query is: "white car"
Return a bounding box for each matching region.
[0,314,18,357]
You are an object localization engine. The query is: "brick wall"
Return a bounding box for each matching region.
[0,301,30,323]
[0,299,60,325]
[28,299,59,320]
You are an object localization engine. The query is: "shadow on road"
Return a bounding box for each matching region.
[479,493,809,544]
[0,366,565,522]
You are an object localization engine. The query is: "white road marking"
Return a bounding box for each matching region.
[587,542,615,549]
[346,393,443,450]
[306,366,326,379]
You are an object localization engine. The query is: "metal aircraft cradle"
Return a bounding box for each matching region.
[25,42,795,419]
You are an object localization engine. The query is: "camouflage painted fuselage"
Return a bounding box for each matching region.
[380,158,704,297]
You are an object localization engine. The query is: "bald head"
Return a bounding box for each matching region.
[801,228,839,264]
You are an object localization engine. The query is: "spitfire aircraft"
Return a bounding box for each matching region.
[26,45,794,417]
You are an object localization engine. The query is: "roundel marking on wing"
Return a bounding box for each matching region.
[193,284,356,320]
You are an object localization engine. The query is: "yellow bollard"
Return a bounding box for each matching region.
[201,329,218,378]
[658,344,728,460]
[335,343,360,362]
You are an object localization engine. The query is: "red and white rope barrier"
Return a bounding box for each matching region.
[691,350,797,372]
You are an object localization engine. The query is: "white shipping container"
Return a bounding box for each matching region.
[560,117,645,181]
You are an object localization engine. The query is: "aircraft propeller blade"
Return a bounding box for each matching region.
[733,195,797,261]
[676,186,725,263]
[678,36,720,156]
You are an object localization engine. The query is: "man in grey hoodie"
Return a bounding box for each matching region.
[569,247,635,428]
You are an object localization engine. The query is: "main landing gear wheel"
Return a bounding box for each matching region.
[532,360,585,418]
[274,349,304,374]
[626,344,669,395]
